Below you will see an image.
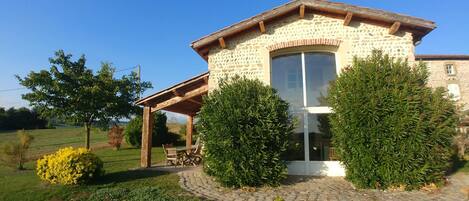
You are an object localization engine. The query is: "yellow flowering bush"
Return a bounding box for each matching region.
[36,147,104,185]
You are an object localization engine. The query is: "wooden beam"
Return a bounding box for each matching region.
[187,98,202,105]
[172,89,183,97]
[258,21,266,34]
[218,37,226,49]
[389,21,401,35]
[203,76,208,84]
[299,5,305,19]
[186,115,194,151]
[140,106,153,168]
[343,12,353,26]
[154,85,208,111]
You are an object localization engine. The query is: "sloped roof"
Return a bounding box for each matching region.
[135,72,208,116]
[191,0,436,60]
[416,55,469,61]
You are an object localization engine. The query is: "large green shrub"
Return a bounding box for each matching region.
[197,76,294,187]
[124,111,179,147]
[327,51,458,190]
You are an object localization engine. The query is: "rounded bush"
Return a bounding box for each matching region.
[36,147,104,185]
[327,51,458,189]
[124,112,179,147]
[197,76,294,187]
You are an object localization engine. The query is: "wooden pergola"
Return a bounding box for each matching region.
[135,72,208,168]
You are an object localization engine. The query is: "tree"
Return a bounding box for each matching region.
[124,111,179,147]
[327,51,458,189]
[0,107,48,130]
[16,50,151,149]
[0,130,34,170]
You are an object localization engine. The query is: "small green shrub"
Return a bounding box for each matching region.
[88,187,130,201]
[274,196,285,201]
[0,130,34,170]
[124,111,179,147]
[327,51,458,190]
[36,147,104,185]
[197,76,294,187]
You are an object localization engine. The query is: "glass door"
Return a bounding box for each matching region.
[272,51,343,176]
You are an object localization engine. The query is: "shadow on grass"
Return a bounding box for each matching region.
[91,169,170,185]
[104,159,141,164]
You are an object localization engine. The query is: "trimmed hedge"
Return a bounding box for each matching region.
[197,76,294,187]
[327,51,458,190]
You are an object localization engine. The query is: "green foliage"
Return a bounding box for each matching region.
[0,130,34,170]
[0,107,48,130]
[197,76,294,187]
[124,111,179,147]
[16,50,152,148]
[89,186,180,201]
[327,51,459,190]
[0,129,195,201]
[36,147,104,185]
[274,196,285,201]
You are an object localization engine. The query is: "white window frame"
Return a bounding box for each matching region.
[446,64,456,76]
[271,50,339,162]
[447,83,461,100]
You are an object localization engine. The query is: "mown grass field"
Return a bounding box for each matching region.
[0,126,199,201]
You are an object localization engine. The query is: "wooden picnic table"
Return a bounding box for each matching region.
[175,146,201,166]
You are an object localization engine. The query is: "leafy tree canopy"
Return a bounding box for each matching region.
[16,50,152,148]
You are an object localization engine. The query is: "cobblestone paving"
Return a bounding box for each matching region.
[178,168,469,201]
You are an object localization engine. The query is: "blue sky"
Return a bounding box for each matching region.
[0,0,468,109]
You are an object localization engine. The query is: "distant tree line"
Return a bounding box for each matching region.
[0,107,48,130]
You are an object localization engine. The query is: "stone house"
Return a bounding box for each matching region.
[416,55,469,111]
[136,0,467,176]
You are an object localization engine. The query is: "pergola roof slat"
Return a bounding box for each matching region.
[136,72,209,116]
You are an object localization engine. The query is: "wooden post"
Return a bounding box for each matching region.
[258,21,266,34]
[140,106,153,168]
[299,5,305,19]
[186,115,194,151]
[389,22,401,35]
[343,12,353,26]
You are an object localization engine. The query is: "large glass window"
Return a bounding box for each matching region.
[272,51,337,161]
[271,54,303,110]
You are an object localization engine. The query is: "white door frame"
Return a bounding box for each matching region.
[276,51,345,176]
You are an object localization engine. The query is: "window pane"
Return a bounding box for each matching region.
[308,113,335,161]
[448,84,461,100]
[283,113,305,161]
[271,54,304,110]
[446,64,455,75]
[304,53,337,107]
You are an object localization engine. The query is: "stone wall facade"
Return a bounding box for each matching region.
[423,60,469,110]
[206,13,415,89]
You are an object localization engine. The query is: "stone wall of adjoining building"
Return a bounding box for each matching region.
[207,13,415,89]
[423,60,469,110]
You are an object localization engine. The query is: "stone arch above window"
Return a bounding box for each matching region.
[267,39,342,52]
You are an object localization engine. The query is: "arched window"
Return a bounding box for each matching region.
[271,51,337,162]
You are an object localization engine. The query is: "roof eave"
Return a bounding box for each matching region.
[190,0,436,60]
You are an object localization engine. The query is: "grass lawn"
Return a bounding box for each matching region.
[0,128,199,201]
